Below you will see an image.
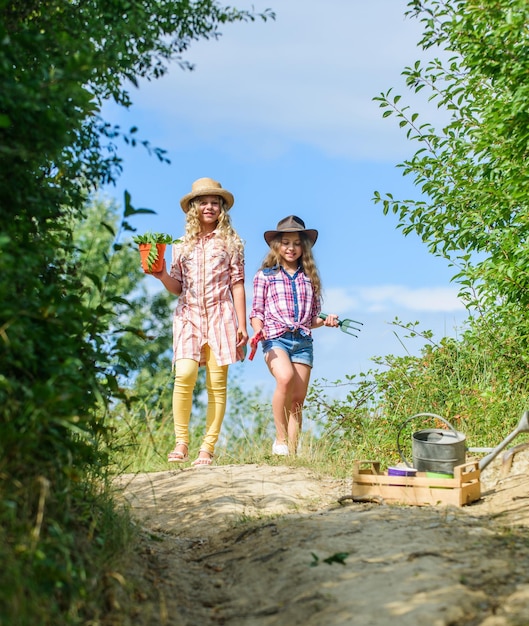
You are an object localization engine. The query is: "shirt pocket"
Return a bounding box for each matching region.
[268,276,287,298]
[299,275,314,298]
[179,253,196,275]
[208,249,229,270]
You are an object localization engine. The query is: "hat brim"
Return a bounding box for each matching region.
[264,228,318,246]
[180,188,234,213]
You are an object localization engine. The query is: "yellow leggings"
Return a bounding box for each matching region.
[172,345,228,455]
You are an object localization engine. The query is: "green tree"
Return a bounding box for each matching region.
[0,1,273,621]
[374,0,529,305]
[72,194,207,413]
[323,0,529,459]
[373,0,529,370]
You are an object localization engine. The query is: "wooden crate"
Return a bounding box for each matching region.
[352,460,481,507]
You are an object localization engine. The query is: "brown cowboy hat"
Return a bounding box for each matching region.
[180,177,234,213]
[264,215,318,246]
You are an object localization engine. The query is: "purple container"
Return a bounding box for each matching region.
[388,466,417,477]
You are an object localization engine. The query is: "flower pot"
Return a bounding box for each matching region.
[138,243,166,273]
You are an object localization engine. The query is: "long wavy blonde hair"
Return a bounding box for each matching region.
[260,233,322,298]
[180,197,244,256]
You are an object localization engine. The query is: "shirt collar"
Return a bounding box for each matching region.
[201,228,218,241]
[280,264,300,278]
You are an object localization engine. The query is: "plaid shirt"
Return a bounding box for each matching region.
[250,265,321,339]
[170,231,244,366]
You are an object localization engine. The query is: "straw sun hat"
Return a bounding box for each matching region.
[180,177,234,213]
[264,215,318,246]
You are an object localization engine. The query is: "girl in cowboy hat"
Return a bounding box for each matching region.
[249,215,339,456]
[152,177,248,466]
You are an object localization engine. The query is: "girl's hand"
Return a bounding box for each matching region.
[249,329,264,346]
[150,260,167,280]
[248,330,264,361]
[322,314,339,328]
[236,328,249,347]
[150,262,182,296]
[235,329,249,362]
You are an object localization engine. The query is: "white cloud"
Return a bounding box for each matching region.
[322,287,360,316]
[126,0,443,162]
[324,285,466,314]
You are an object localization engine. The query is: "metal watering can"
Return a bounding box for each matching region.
[397,413,467,475]
[478,409,529,470]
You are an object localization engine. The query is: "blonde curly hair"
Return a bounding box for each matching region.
[260,233,322,298]
[180,197,244,257]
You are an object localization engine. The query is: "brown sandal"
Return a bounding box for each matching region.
[168,442,189,463]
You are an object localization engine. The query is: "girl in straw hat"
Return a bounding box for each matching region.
[249,215,339,456]
[152,177,248,466]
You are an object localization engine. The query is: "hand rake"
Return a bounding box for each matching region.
[319,313,363,338]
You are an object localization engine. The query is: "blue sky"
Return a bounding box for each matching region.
[101,0,468,397]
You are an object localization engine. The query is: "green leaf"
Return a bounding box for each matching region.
[323,552,349,566]
[132,231,180,245]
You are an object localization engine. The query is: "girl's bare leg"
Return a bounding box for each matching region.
[265,348,295,444]
[287,363,311,454]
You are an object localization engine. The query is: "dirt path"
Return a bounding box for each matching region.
[111,454,529,626]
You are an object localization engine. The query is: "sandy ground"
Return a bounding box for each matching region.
[109,450,529,626]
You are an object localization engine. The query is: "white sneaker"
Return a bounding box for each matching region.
[272,441,289,456]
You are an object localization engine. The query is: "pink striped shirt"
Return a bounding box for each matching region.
[170,231,244,366]
[250,266,321,339]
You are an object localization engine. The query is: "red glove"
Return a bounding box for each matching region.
[248,331,264,361]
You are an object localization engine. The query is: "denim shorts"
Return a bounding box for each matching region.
[262,331,314,367]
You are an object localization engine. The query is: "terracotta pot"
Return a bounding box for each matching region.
[138,243,166,273]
